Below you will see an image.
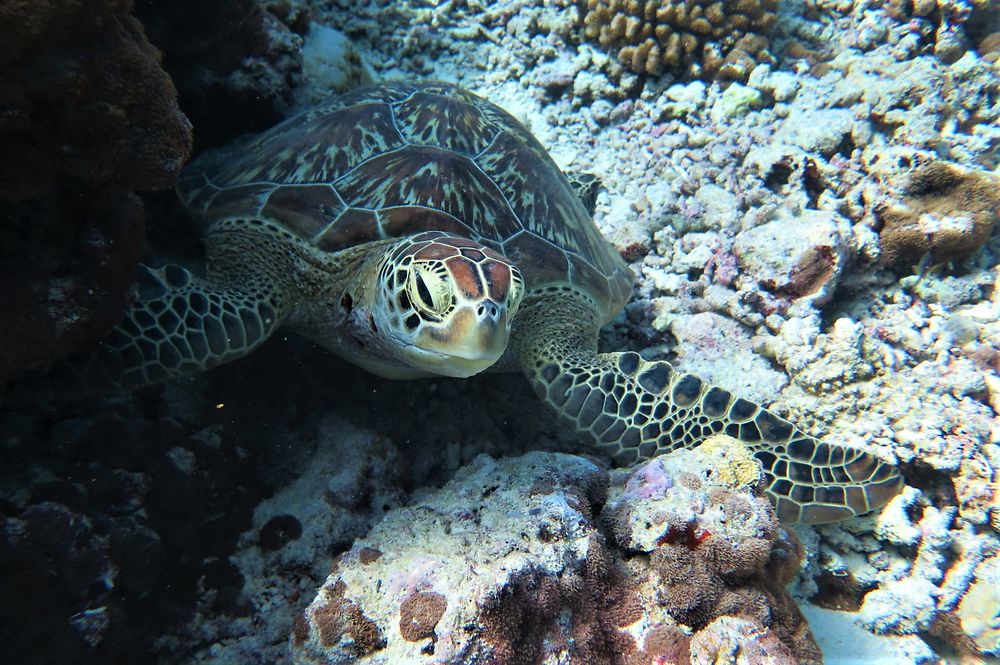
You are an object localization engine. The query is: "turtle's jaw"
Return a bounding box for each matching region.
[402,305,510,378]
[401,345,502,378]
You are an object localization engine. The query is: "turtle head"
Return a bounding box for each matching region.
[368,232,524,378]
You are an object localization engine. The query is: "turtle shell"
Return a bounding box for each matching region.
[177,82,632,322]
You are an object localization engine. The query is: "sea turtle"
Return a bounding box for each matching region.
[37,81,900,523]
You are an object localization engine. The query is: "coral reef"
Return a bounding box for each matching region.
[1,0,997,663]
[292,440,820,664]
[135,0,306,149]
[881,0,998,63]
[0,502,116,663]
[0,403,272,664]
[0,0,192,199]
[291,452,618,664]
[604,436,821,663]
[580,0,779,79]
[0,187,145,383]
[0,0,192,381]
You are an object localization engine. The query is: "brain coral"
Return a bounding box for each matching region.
[581,0,779,79]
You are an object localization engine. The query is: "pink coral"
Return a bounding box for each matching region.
[625,459,674,499]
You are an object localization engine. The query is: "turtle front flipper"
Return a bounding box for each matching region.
[8,262,290,401]
[513,292,902,525]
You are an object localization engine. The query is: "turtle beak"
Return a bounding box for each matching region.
[408,300,510,378]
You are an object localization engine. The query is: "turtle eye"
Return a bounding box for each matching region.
[507,266,524,318]
[407,264,451,317]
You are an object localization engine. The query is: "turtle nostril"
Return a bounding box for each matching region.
[477,300,502,321]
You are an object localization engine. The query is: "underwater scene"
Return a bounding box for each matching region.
[1,0,998,663]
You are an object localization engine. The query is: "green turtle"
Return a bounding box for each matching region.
[34,81,900,523]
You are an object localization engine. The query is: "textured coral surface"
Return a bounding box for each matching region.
[582,0,779,79]
[0,0,191,381]
[292,443,820,664]
[0,0,191,199]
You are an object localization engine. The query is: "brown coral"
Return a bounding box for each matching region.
[311,581,387,655]
[399,591,447,642]
[628,623,693,665]
[0,0,192,382]
[0,0,192,200]
[581,0,779,80]
[474,535,647,664]
[877,161,1000,269]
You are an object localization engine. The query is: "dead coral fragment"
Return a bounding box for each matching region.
[581,0,779,79]
[877,161,1000,268]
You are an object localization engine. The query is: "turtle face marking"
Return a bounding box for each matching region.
[374,231,523,377]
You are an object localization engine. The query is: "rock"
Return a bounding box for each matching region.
[292,446,821,664]
[955,554,1000,655]
[669,312,788,405]
[733,208,851,303]
[137,0,305,150]
[801,604,940,663]
[1,503,110,660]
[291,452,618,664]
[0,187,145,383]
[689,616,797,665]
[293,24,374,108]
[695,184,740,228]
[860,577,939,634]
[774,108,857,156]
[662,80,708,118]
[953,454,996,526]
[0,0,192,380]
[603,434,773,553]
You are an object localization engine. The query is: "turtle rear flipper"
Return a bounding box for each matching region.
[7,263,289,402]
[564,171,602,216]
[513,292,902,525]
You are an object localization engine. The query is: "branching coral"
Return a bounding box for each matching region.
[580,0,779,79]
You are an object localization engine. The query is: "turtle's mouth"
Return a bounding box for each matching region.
[393,302,510,378]
[400,343,503,378]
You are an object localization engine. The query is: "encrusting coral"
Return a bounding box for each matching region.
[580,0,780,79]
[0,0,192,381]
[876,160,1000,269]
[291,440,820,665]
[0,0,192,199]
